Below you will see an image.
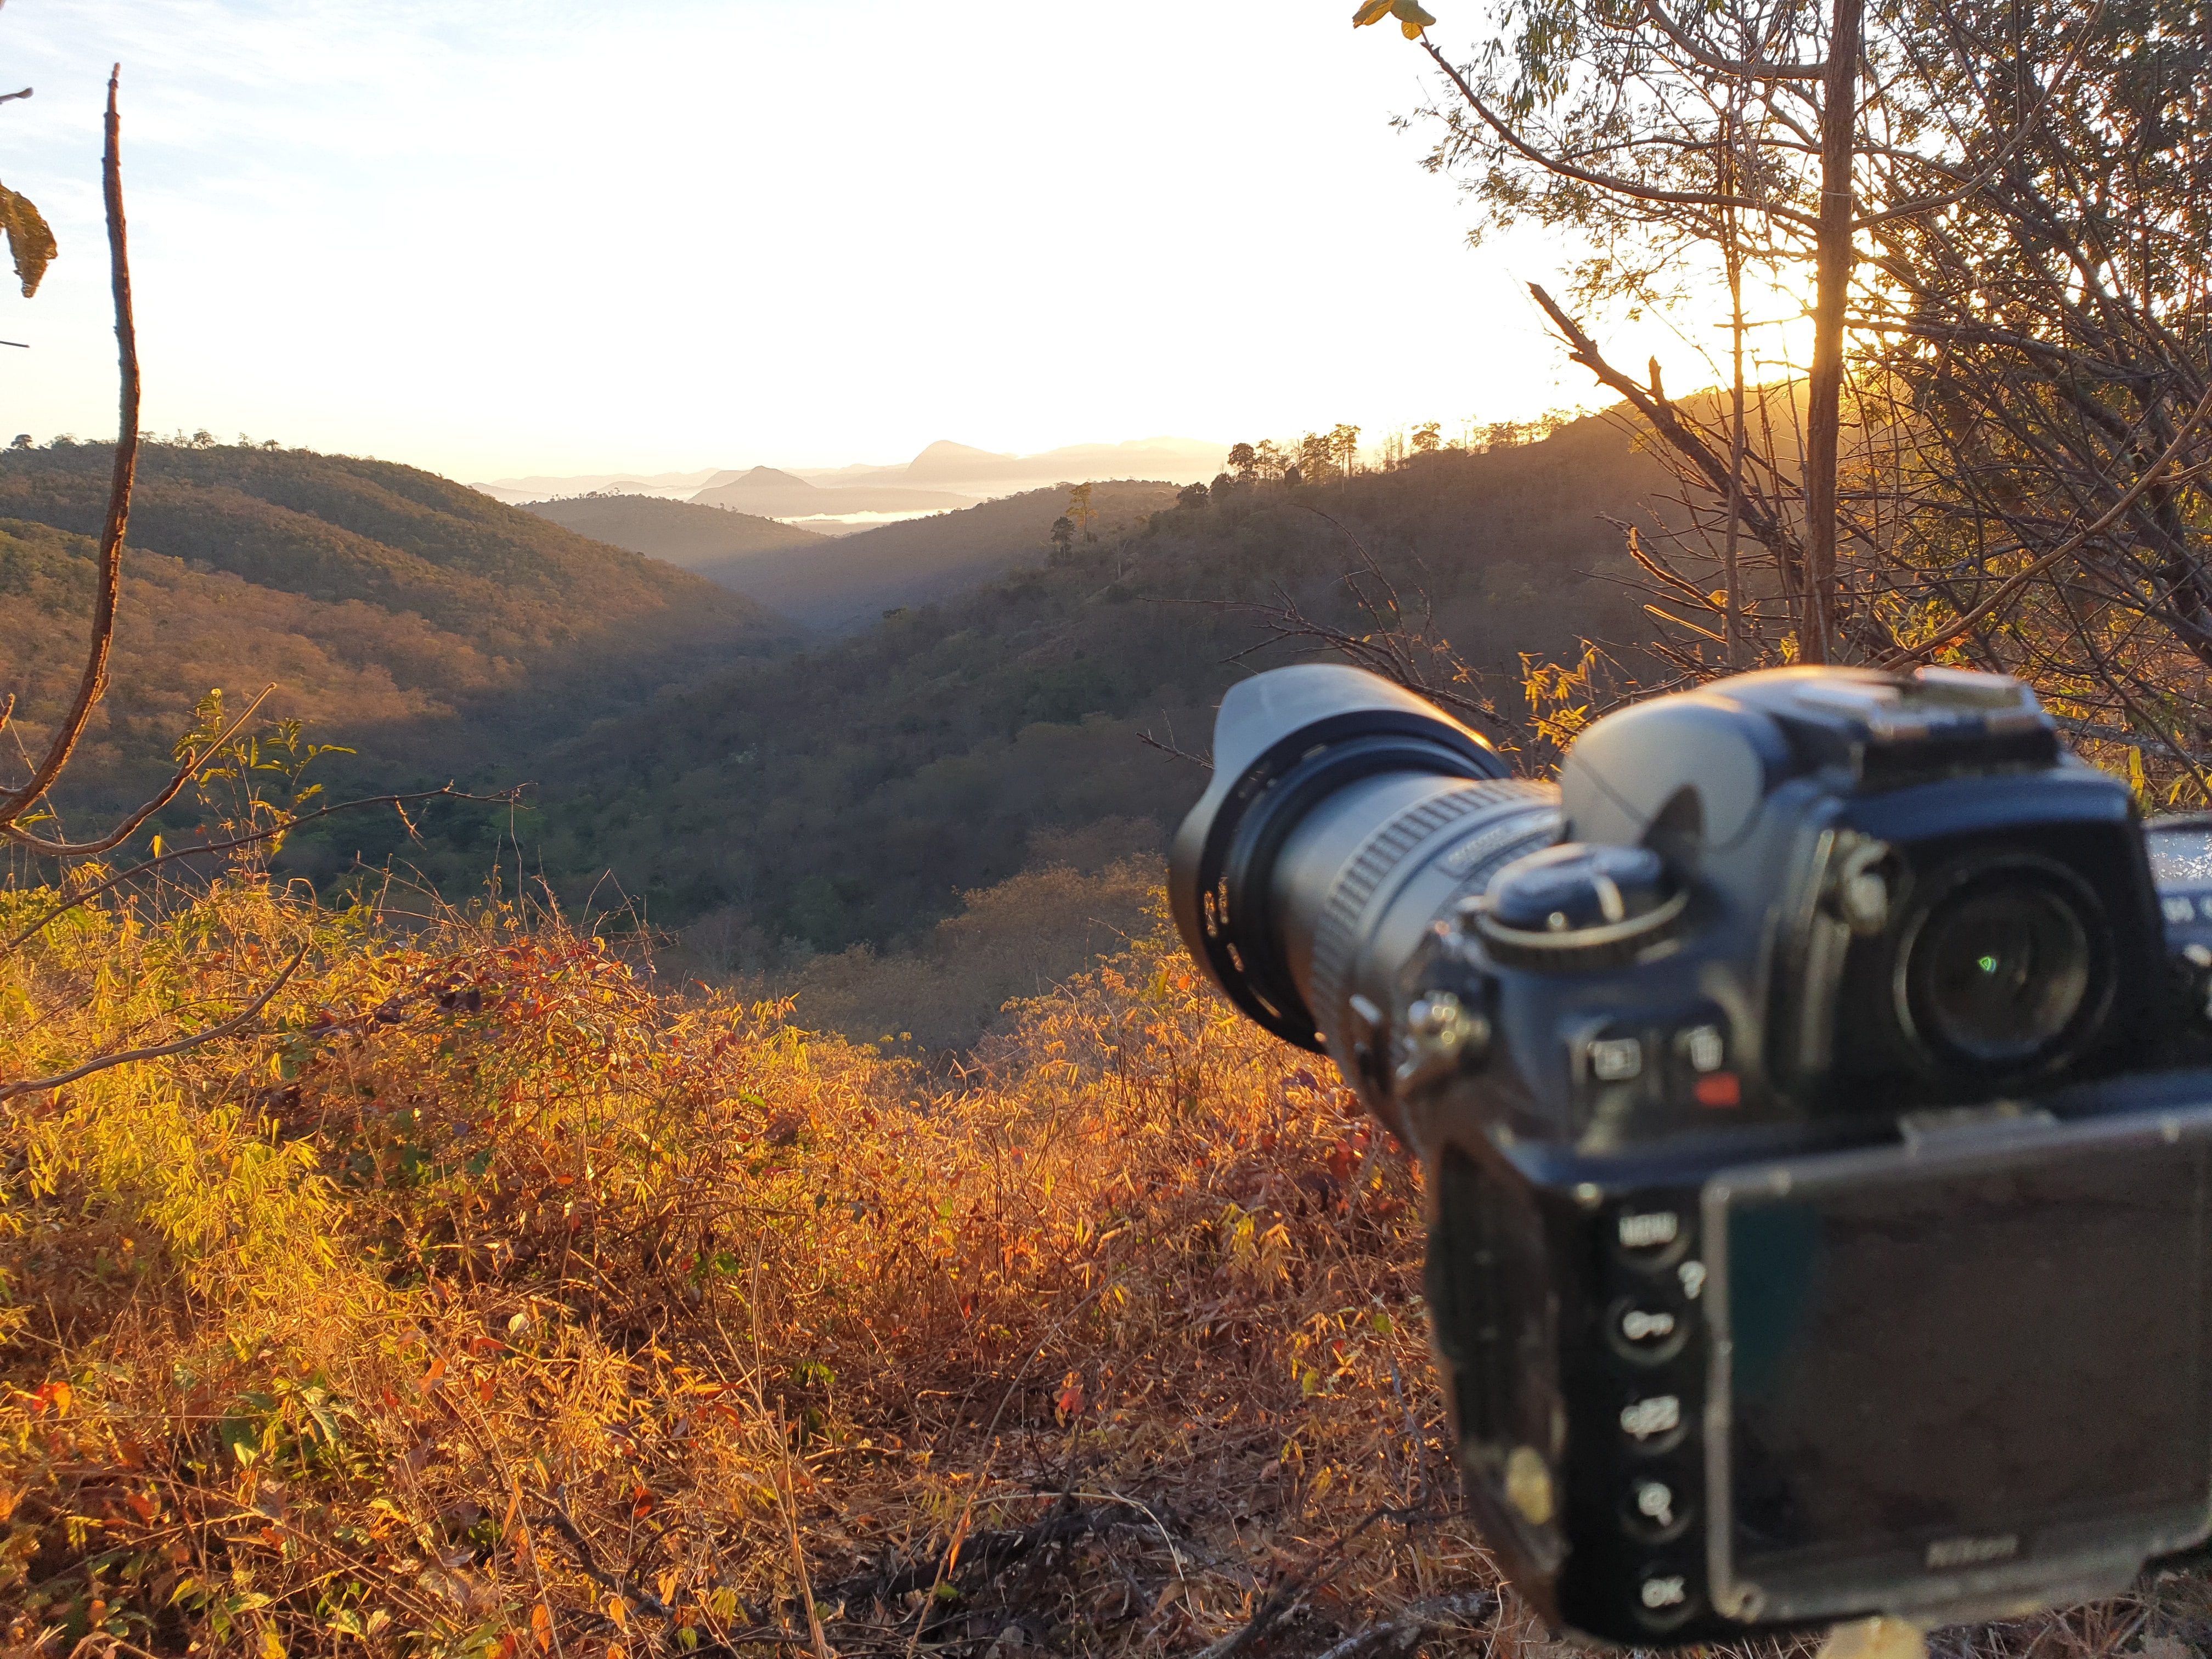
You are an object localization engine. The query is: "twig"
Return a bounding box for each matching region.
[1310,1590,1499,1659]
[0,66,136,827]
[1137,718,1212,770]
[0,937,310,1103]
[1877,379,2212,666]
[528,1497,679,1624]
[0,684,276,857]
[1187,1504,1414,1659]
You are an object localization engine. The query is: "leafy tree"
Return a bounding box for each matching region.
[1176,481,1209,511]
[1227,442,1258,480]
[1411,422,1442,455]
[1330,422,1362,479]
[1066,481,1099,543]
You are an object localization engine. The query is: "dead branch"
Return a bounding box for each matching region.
[1312,1590,1500,1659]
[1877,380,2212,667]
[1187,1504,1417,1659]
[529,1497,679,1627]
[0,66,137,827]
[0,936,308,1103]
[0,684,274,857]
[1137,720,1212,770]
[1529,283,1805,582]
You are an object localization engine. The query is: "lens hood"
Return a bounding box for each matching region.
[1170,665,1512,1049]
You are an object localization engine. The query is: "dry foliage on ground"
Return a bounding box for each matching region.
[0,874,1491,1657]
[0,877,2203,1659]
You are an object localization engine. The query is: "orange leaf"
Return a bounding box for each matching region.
[1056,1372,1085,1418]
[532,1602,554,1652]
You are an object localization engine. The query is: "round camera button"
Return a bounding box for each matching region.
[1617,1391,1687,1453]
[1632,1565,1700,1632]
[1608,1296,1689,1364]
[1620,1472,1694,1543]
[1612,1206,1691,1270]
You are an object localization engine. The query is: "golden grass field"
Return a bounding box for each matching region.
[0,871,2202,1659]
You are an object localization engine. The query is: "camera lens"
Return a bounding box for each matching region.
[1170,665,1556,1093]
[1900,866,2105,1068]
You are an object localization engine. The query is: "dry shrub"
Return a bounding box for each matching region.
[0,874,1481,1657]
[781,857,1159,1053]
[0,877,2201,1659]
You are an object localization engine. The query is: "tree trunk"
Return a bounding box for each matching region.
[1801,0,1864,665]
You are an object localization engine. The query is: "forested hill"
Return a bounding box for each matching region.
[0,441,794,821]
[517,492,826,575]
[503,411,1674,955]
[652,479,1180,629]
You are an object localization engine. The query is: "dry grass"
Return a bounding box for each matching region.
[0,874,2200,1659]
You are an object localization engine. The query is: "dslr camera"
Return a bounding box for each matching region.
[1170,662,2212,1646]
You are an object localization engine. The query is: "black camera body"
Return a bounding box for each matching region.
[1171,663,2212,1646]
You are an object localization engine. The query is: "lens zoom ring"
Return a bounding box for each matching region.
[1308,778,1551,1054]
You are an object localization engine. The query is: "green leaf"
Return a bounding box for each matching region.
[1352,0,1395,24]
[1392,0,1437,30]
[0,183,55,297]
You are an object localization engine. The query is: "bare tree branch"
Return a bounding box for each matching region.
[0,938,309,1104]
[1879,380,2212,667]
[1416,36,1824,232]
[0,66,137,825]
[0,685,274,857]
[1637,0,1826,81]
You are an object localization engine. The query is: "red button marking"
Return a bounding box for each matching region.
[1694,1072,1741,1108]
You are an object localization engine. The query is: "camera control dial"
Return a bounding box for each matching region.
[1474,844,1689,970]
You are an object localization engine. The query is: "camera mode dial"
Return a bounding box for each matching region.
[1472,844,1689,971]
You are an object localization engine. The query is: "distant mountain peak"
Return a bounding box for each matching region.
[908,440,1014,472]
[723,465,816,491]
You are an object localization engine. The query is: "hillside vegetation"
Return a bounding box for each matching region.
[516,494,825,573]
[0,442,793,820]
[644,480,1181,631]
[505,417,1673,963]
[0,865,1476,1657]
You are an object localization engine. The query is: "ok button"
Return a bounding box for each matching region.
[1609,1296,1689,1363]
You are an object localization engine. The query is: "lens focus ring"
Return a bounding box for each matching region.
[1307,780,1556,1062]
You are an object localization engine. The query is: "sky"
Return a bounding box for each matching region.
[0,1,1801,482]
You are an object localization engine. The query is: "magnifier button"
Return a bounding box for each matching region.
[1621,1474,1693,1542]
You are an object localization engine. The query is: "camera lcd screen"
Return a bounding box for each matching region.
[1723,1139,2210,1577]
[2147,823,2212,885]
